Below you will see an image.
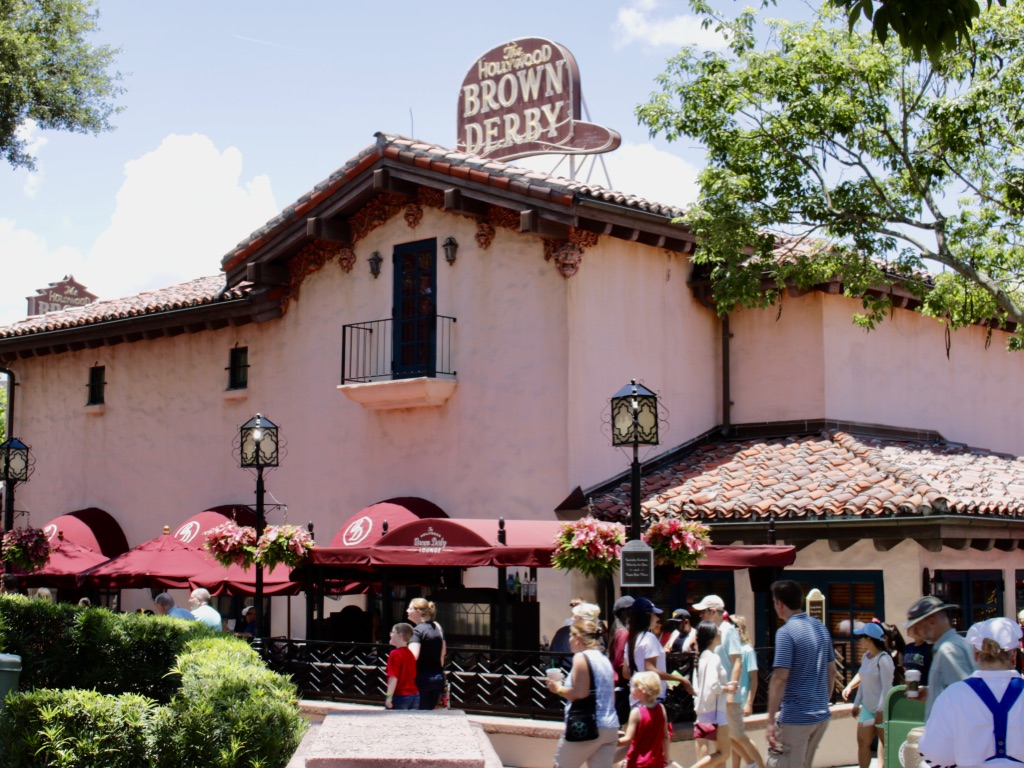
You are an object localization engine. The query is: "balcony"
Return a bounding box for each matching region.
[339,315,457,410]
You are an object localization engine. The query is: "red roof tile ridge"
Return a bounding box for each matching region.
[0,275,241,338]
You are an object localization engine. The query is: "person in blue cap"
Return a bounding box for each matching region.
[851,621,895,768]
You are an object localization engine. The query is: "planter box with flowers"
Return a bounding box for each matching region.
[204,522,313,570]
[552,517,627,580]
[2,527,50,572]
[642,518,711,570]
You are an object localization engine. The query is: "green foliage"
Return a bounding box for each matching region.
[0,595,80,689]
[0,689,155,768]
[828,0,1007,61]
[0,0,123,170]
[0,596,209,698]
[151,637,306,768]
[0,599,306,768]
[0,385,6,443]
[638,2,1024,349]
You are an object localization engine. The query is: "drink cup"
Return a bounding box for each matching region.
[546,668,565,684]
[905,669,921,697]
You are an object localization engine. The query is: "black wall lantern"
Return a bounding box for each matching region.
[0,437,31,535]
[368,251,383,279]
[443,236,458,265]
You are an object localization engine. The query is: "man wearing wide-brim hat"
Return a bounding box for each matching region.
[904,595,976,720]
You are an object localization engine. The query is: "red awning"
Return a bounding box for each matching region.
[327,497,448,548]
[83,505,255,590]
[312,518,561,568]
[188,562,303,597]
[18,508,130,588]
[311,516,796,571]
[699,544,796,570]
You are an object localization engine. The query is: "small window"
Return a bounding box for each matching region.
[227,347,249,390]
[86,365,105,405]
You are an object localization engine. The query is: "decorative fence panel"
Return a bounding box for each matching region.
[257,638,852,720]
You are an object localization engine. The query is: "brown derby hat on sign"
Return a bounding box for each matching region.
[905,595,959,628]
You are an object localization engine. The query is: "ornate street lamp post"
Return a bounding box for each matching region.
[610,381,659,541]
[239,414,279,639]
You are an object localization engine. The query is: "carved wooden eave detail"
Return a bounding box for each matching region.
[543,228,601,279]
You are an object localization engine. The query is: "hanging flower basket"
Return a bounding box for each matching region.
[552,517,626,580]
[643,518,711,571]
[255,525,314,569]
[204,521,258,569]
[2,527,51,572]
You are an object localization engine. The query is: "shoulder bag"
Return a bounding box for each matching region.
[565,653,600,742]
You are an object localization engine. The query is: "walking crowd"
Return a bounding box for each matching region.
[531,583,1024,768]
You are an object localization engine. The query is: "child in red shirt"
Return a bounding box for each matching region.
[385,622,419,710]
[618,671,673,768]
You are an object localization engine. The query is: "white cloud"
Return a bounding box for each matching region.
[89,134,278,301]
[0,134,278,326]
[520,141,700,211]
[613,0,727,50]
[0,220,88,325]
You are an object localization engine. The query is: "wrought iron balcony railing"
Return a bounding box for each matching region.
[341,315,456,384]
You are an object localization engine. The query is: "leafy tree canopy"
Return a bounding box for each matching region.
[638,2,1024,349]
[828,0,1007,61]
[0,0,123,170]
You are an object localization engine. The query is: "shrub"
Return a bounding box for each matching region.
[151,636,306,768]
[0,598,307,767]
[0,596,80,689]
[0,688,155,768]
[0,597,211,700]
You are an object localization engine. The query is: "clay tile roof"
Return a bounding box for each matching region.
[221,132,690,272]
[590,430,1024,525]
[0,276,249,338]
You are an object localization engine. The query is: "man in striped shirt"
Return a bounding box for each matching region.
[766,580,836,768]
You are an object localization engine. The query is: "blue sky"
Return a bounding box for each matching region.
[0,0,807,325]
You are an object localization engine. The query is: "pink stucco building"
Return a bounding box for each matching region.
[2,133,1023,641]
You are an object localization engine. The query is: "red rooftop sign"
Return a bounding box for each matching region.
[27,275,97,316]
[457,38,621,162]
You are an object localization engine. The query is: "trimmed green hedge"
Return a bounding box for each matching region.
[0,597,306,768]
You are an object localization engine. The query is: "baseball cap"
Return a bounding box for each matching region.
[904,596,958,628]
[966,617,1023,651]
[854,622,885,640]
[630,597,663,615]
[667,608,690,623]
[693,595,726,611]
[613,596,635,613]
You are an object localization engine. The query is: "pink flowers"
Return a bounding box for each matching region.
[255,525,313,569]
[643,518,710,570]
[1,527,51,572]
[552,517,626,579]
[204,521,257,568]
[204,522,313,570]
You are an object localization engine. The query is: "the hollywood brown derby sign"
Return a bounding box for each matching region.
[457,38,620,161]
[27,275,97,316]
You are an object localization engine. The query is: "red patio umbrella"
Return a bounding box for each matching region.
[188,562,303,597]
[83,505,255,590]
[17,508,130,588]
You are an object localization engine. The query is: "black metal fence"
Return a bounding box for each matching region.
[257,638,854,721]
[259,638,576,719]
[341,315,456,384]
